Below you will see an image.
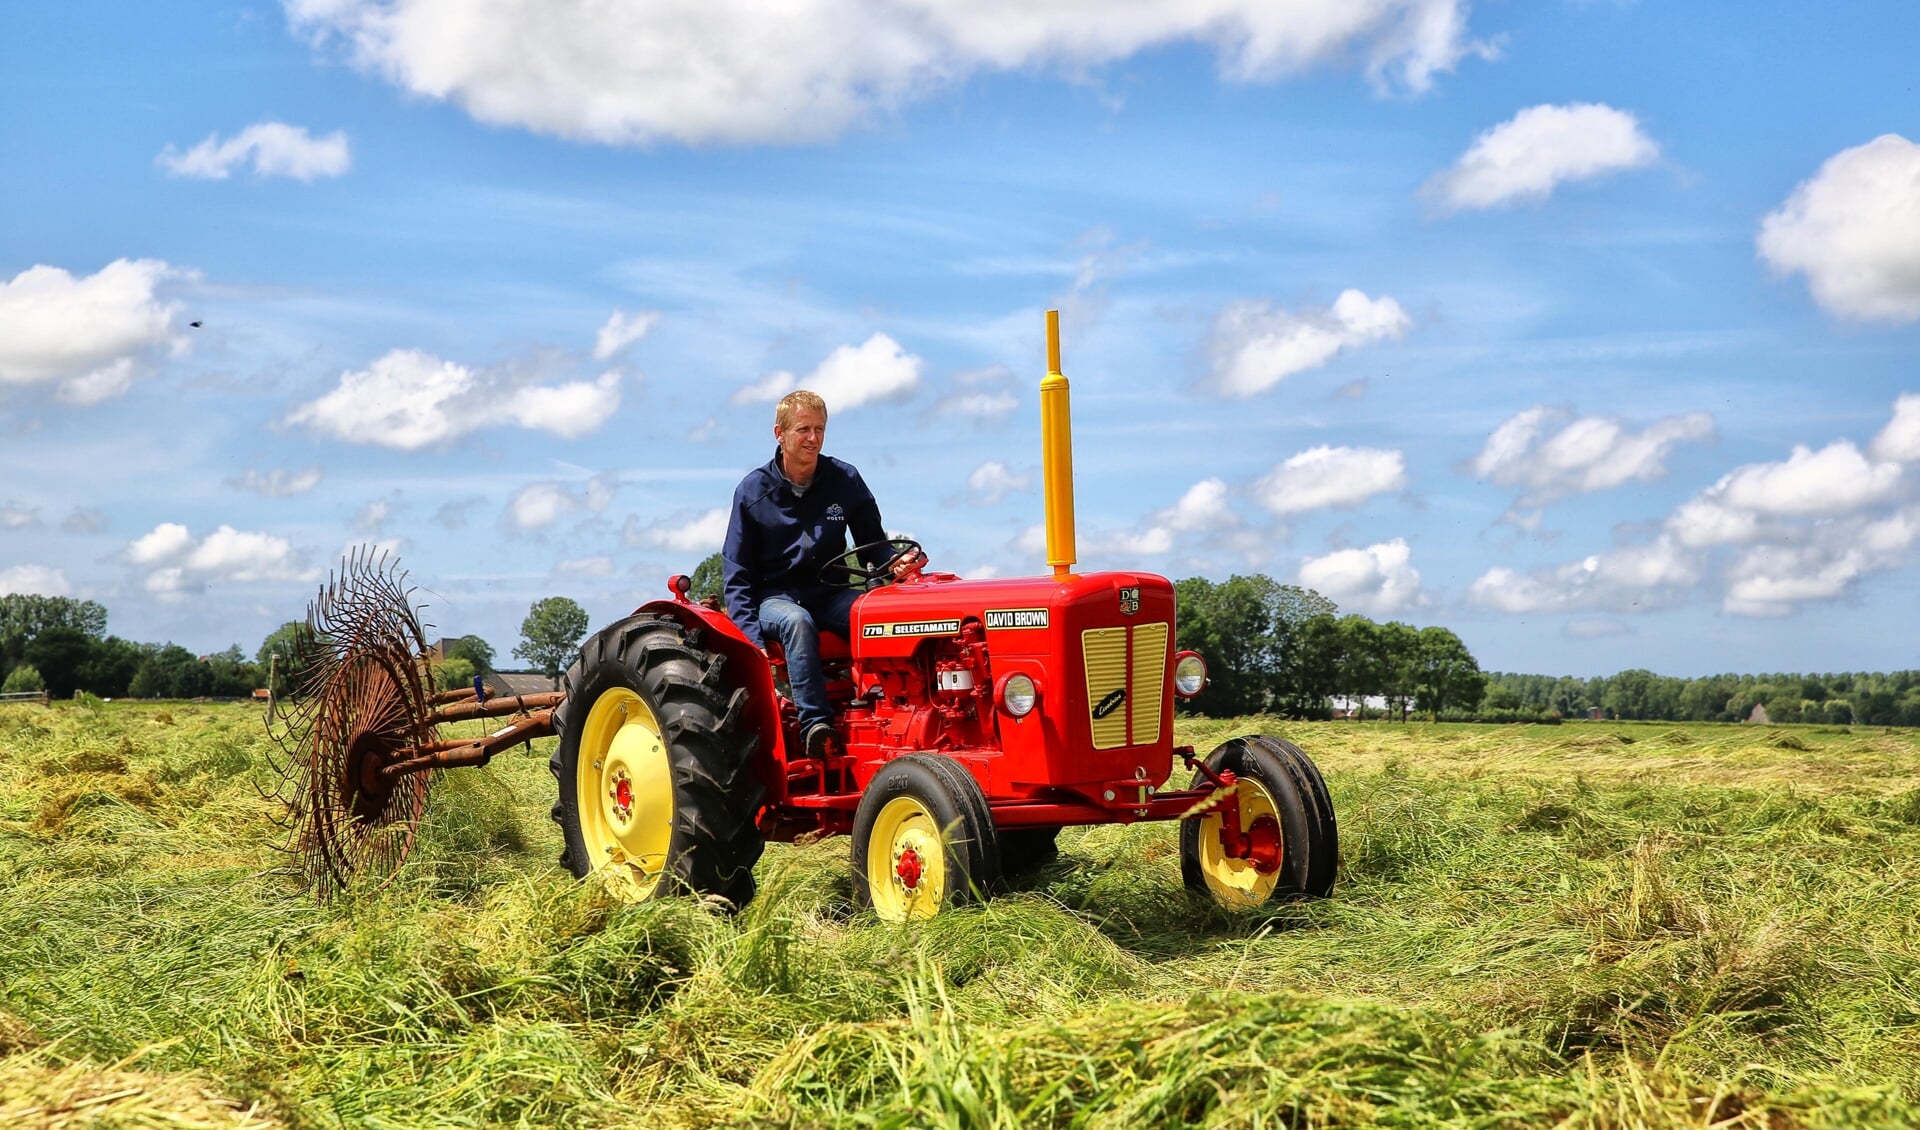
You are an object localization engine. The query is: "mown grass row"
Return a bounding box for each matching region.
[2,702,1918,1127]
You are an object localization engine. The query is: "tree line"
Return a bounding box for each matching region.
[8,585,1914,727]
[1171,575,1487,721]
[0,593,501,701]
[1486,669,1920,727]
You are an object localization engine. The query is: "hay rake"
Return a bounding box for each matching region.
[265,548,561,899]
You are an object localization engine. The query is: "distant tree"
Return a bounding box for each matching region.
[435,656,478,692]
[1174,576,1270,717]
[0,594,108,641]
[1173,575,1333,717]
[24,627,94,700]
[1376,621,1420,721]
[1679,675,1736,722]
[689,552,724,604]
[517,597,591,687]
[256,621,305,670]
[2,594,108,683]
[440,634,496,677]
[1337,615,1384,716]
[1412,626,1485,721]
[1292,614,1345,718]
[2,663,43,694]
[129,644,213,700]
[76,637,148,699]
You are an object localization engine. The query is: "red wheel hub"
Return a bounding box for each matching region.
[1242,815,1283,874]
[895,847,923,890]
[615,776,632,813]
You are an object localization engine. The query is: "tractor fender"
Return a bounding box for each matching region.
[634,595,794,805]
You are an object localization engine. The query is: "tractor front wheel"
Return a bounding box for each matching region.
[1180,735,1337,909]
[851,754,999,921]
[550,614,763,908]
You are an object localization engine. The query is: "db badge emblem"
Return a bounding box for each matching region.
[1117,586,1140,616]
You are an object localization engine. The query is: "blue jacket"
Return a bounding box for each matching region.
[722,451,888,647]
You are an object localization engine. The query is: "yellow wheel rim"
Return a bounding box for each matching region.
[574,687,673,900]
[867,795,948,922]
[1196,776,1285,910]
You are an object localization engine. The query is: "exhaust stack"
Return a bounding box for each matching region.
[1040,309,1077,578]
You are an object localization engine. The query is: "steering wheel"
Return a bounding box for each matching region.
[819,537,926,589]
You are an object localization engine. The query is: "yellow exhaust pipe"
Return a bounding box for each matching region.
[1041,309,1076,578]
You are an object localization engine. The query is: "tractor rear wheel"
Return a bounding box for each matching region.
[851,754,998,921]
[550,614,763,908]
[1180,735,1337,909]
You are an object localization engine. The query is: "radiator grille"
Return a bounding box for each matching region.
[1131,621,1168,745]
[1082,627,1128,749]
[1080,622,1170,750]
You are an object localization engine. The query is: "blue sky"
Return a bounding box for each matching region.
[3,1,1918,677]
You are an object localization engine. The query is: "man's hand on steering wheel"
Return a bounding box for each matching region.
[820,537,927,589]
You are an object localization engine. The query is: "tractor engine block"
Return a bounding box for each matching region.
[841,625,995,754]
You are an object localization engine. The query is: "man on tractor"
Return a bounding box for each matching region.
[722,389,917,759]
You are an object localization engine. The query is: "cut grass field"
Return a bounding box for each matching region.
[2,702,1918,1128]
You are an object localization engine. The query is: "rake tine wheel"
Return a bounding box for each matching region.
[264,546,438,899]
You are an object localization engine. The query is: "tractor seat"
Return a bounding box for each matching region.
[765,630,851,664]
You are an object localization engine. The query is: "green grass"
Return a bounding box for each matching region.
[3,702,1919,1127]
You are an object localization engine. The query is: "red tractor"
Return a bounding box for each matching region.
[270,312,1336,919]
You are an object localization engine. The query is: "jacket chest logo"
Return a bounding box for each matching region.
[826,503,846,521]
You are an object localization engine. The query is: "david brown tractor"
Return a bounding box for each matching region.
[270,312,1337,920]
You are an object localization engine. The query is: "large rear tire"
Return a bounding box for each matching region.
[851,754,998,921]
[1179,735,1337,909]
[550,614,764,907]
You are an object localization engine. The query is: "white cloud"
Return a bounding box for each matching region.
[731,370,797,405]
[1298,538,1423,614]
[593,309,659,360]
[1087,527,1174,556]
[507,483,580,532]
[1424,103,1658,211]
[1712,441,1901,516]
[0,259,189,402]
[228,466,324,498]
[157,121,351,181]
[128,522,195,565]
[556,555,617,577]
[1160,478,1236,533]
[1471,406,1714,507]
[354,499,393,534]
[122,522,313,595]
[966,460,1028,505]
[1721,509,1920,617]
[1468,535,1701,614]
[1252,445,1406,515]
[0,565,69,597]
[735,333,922,412]
[184,526,311,581]
[1757,134,1920,324]
[1209,290,1410,397]
[1666,496,1763,549]
[1,504,38,530]
[932,364,1019,426]
[287,0,1490,147]
[286,348,624,450]
[503,371,623,438]
[627,507,729,554]
[1871,392,1920,463]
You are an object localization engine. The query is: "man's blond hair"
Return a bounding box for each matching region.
[776,389,828,430]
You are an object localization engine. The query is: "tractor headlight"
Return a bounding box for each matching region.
[1173,651,1207,698]
[999,673,1038,717]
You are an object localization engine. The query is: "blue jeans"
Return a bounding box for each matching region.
[759,589,860,730]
